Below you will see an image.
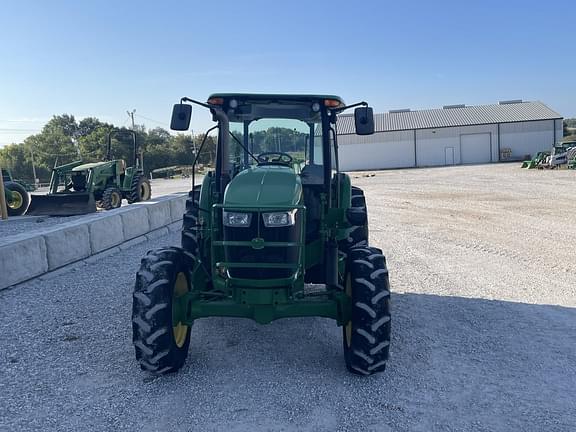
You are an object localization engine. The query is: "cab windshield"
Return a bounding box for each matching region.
[229,118,324,168]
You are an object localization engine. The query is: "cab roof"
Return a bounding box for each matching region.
[207,93,345,106]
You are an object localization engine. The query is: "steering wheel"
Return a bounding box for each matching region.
[257,152,293,166]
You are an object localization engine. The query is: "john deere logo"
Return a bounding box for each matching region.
[251,237,265,249]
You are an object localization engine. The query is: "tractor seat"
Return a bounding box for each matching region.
[71,173,87,191]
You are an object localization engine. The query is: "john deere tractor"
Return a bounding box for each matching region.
[27,130,151,216]
[132,94,391,376]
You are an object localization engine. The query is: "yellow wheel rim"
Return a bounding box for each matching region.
[111,192,121,207]
[345,274,352,348]
[172,272,189,348]
[7,190,23,209]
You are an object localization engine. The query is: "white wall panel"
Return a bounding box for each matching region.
[339,130,414,171]
[416,125,496,166]
[500,120,555,159]
[555,119,563,143]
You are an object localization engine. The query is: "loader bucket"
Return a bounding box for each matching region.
[26,193,97,216]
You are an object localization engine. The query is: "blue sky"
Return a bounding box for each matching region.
[0,0,574,146]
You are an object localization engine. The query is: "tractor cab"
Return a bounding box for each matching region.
[172,93,374,240]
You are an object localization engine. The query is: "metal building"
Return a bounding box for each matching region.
[337,100,563,170]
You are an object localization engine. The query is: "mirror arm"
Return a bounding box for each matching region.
[180,97,214,110]
[331,101,368,114]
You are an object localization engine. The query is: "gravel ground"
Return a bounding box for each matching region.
[0,164,575,431]
[0,177,195,242]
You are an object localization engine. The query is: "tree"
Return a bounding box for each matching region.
[43,114,79,138]
[78,125,115,162]
[78,117,112,137]
[0,113,214,182]
[564,118,576,138]
[0,144,33,181]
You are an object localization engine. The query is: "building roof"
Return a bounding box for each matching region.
[337,101,562,134]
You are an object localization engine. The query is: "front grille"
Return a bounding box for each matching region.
[223,211,301,279]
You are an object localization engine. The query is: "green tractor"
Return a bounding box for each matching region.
[132,94,391,376]
[27,130,151,216]
[1,168,31,216]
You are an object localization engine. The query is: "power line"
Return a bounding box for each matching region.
[134,113,169,127]
[0,128,41,133]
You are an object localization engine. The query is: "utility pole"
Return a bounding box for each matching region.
[30,144,38,186]
[127,109,136,130]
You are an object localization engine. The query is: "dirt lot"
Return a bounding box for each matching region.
[0,163,574,431]
[356,163,576,307]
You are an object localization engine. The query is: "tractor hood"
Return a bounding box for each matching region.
[224,165,302,208]
[72,161,109,171]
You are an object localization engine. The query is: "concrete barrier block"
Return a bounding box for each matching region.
[44,224,91,270]
[120,206,150,240]
[88,214,124,254]
[170,196,186,222]
[0,235,48,289]
[147,202,172,231]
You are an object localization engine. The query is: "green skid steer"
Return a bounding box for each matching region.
[132,94,392,376]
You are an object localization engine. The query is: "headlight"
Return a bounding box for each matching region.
[223,211,251,227]
[262,210,296,227]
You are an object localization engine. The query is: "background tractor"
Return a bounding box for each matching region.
[132,94,391,376]
[1,168,31,216]
[27,130,151,216]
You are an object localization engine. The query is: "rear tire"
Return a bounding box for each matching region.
[339,186,369,253]
[4,181,29,216]
[132,247,193,374]
[100,186,122,210]
[343,246,391,375]
[128,174,151,204]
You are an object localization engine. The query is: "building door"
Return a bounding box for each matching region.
[460,133,491,164]
[445,147,455,165]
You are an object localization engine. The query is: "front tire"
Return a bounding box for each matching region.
[132,247,193,374]
[343,246,391,375]
[100,186,122,210]
[4,181,29,216]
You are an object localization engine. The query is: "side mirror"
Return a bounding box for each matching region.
[170,104,192,131]
[354,106,374,135]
